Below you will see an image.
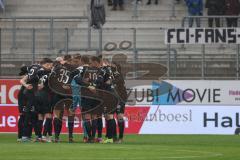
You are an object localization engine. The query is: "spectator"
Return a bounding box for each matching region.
[176,0,181,4]
[131,0,142,5]
[0,0,4,10]
[205,0,225,27]
[112,0,124,10]
[137,0,142,4]
[108,0,113,6]
[185,0,203,27]
[90,0,106,29]
[146,0,159,5]
[225,0,240,27]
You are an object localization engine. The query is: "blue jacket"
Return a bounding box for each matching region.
[185,0,203,15]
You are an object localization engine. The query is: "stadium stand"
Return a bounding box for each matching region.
[0,0,238,79]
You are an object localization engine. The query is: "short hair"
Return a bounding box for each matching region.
[102,58,110,64]
[73,53,81,60]
[63,55,72,61]
[98,54,103,60]
[56,57,63,62]
[81,55,90,65]
[90,56,101,64]
[40,58,53,65]
[19,66,28,76]
[53,61,61,67]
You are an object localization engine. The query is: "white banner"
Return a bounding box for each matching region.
[126,80,240,105]
[165,28,240,44]
[139,105,240,135]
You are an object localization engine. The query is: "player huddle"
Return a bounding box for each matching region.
[17,54,127,143]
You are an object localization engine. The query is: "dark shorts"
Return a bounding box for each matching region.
[51,94,71,109]
[81,97,100,113]
[23,88,37,113]
[35,89,52,114]
[116,101,125,114]
[51,94,65,108]
[18,86,27,113]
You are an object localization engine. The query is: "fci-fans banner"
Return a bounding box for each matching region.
[1,79,240,134]
[165,28,240,44]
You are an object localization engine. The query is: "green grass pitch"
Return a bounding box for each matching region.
[0,134,240,160]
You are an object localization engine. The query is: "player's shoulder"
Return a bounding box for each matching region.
[88,66,99,71]
[64,63,76,71]
[82,65,91,71]
[29,64,41,69]
[76,66,85,73]
[77,66,84,70]
[36,67,49,77]
[53,61,62,68]
[100,66,108,71]
[103,65,113,73]
[27,64,43,74]
[28,64,42,73]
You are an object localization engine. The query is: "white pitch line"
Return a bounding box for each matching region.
[12,147,223,160]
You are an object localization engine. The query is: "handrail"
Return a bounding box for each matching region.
[131,0,177,19]
[0,24,239,79]
[0,16,90,50]
[181,15,240,27]
[0,16,89,19]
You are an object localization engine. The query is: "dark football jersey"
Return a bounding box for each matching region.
[111,65,128,102]
[26,64,42,84]
[86,66,100,86]
[38,69,51,89]
[52,63,76,85]
[49,63,77,96]
[71,66,88,86]
[72,66,100,87]
[97,66,113,90]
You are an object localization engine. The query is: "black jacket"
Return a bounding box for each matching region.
[205,0,225,15]
[90,0,106,29]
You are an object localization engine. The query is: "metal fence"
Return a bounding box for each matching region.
[132,0,177,18]
[0,0,5,15]
[0,16,240,80]
[180,16,240,80]
[182,15,240,28]
[0,16,90,49]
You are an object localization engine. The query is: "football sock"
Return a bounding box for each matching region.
[32,113,38,137]
[48,118,53,136]
[82,120,88,138]
[112,119,117,140]
[37,120,43,138]
[84,120,92,138]
[68,121,74,139]
[18,115,24,139]
[43,118,52,137]
[23,113,31,138]
[118,118,125,139]
[107,119,116,139]
[54,118,62,138]
[43,119,49,137]
[97,118,103,138]
[91,119,98,139]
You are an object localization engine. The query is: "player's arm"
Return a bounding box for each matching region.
[71,68,90,86]
[95,68,106,88]
[37,69,46,90]
[20,75,33,90]
[69,68,80,81]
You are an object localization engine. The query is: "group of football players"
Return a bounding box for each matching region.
[17,53,127,144]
